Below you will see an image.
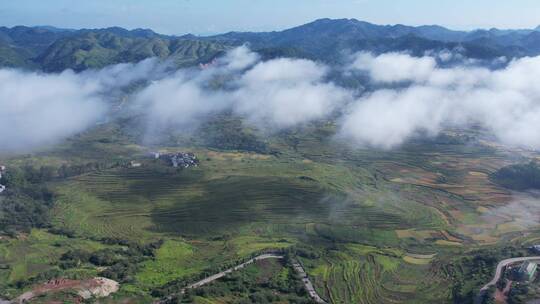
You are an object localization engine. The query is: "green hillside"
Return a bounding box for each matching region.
[2,19,540,71]
[1,112,537,303]
[37,32,230,71]
[0,42,33,68]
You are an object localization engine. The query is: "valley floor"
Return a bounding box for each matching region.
[1,122,540,304]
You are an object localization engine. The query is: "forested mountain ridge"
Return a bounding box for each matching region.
[37,32,230,71]
[1,18,540,71]
[208,18,540,59]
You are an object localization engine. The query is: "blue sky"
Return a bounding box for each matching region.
[1,0,539,35]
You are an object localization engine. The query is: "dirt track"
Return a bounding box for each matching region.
[9,277,118,304]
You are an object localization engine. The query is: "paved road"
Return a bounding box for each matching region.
[160,253,328,304]
[480,256,540,291]
[181,254,284,292]
[159,254,284,303]
[292,262,327,303]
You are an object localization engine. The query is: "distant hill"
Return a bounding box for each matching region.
[0,26,231,71]
[207,18,540,60]
[0,25,76,68]
[37,32,230,72]
[1,19,540,71]
[0,40,33,68]
[0,25,73,55]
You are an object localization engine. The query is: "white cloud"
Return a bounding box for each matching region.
[340,87,446,149]
[6,47,540,153]
[136,72,228,130]
[340,53,540,149]
[233,58,350,128]
[0,69,105,151]
[352,52,437,83]
[219,45,260,71]
[86,57,170,88]
[138,49,350,131]
[0,58,166,152]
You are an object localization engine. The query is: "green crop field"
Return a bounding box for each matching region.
[1,117,538,304]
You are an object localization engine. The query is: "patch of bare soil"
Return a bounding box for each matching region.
[12,277,119,303]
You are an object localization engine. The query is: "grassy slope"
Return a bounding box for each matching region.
[0,230,112,297]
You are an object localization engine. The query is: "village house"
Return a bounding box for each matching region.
[129,161,142,168]
[516,261,538,281]
[151,152,199,168]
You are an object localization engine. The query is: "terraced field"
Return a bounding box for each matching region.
[300,244,449,304]
[53,166,346,238]
[4,120,540,303]
[40,144,464,302]
[52,160,451,244]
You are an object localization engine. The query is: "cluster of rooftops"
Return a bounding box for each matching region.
[130,152,199,169]
[151,152,199,168]
[509,260,538,282]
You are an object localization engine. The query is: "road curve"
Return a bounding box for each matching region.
[292,262,327,303]
[480,256,540,291]
[160,253,328,304]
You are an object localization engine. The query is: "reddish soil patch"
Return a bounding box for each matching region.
[494,280,512,304]
[38,278,81,292]
[14,277,118,303]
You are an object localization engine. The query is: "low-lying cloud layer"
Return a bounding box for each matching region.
[136,46,350,133]
[4,46,540,153]
[232,58,349,128]
[481,191,540,229]
[341,52,540,149]
[137,48,540,150]
[0,59,166,152]
[0,69,105,151]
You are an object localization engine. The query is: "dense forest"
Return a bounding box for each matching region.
[491,162,540,190]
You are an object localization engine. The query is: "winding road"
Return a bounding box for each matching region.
[480,256,540,291]
[292,262,328,303]
[181,254,284,292]
[160,253,327,303]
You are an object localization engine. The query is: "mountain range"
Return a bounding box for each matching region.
[2,18,540,71]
